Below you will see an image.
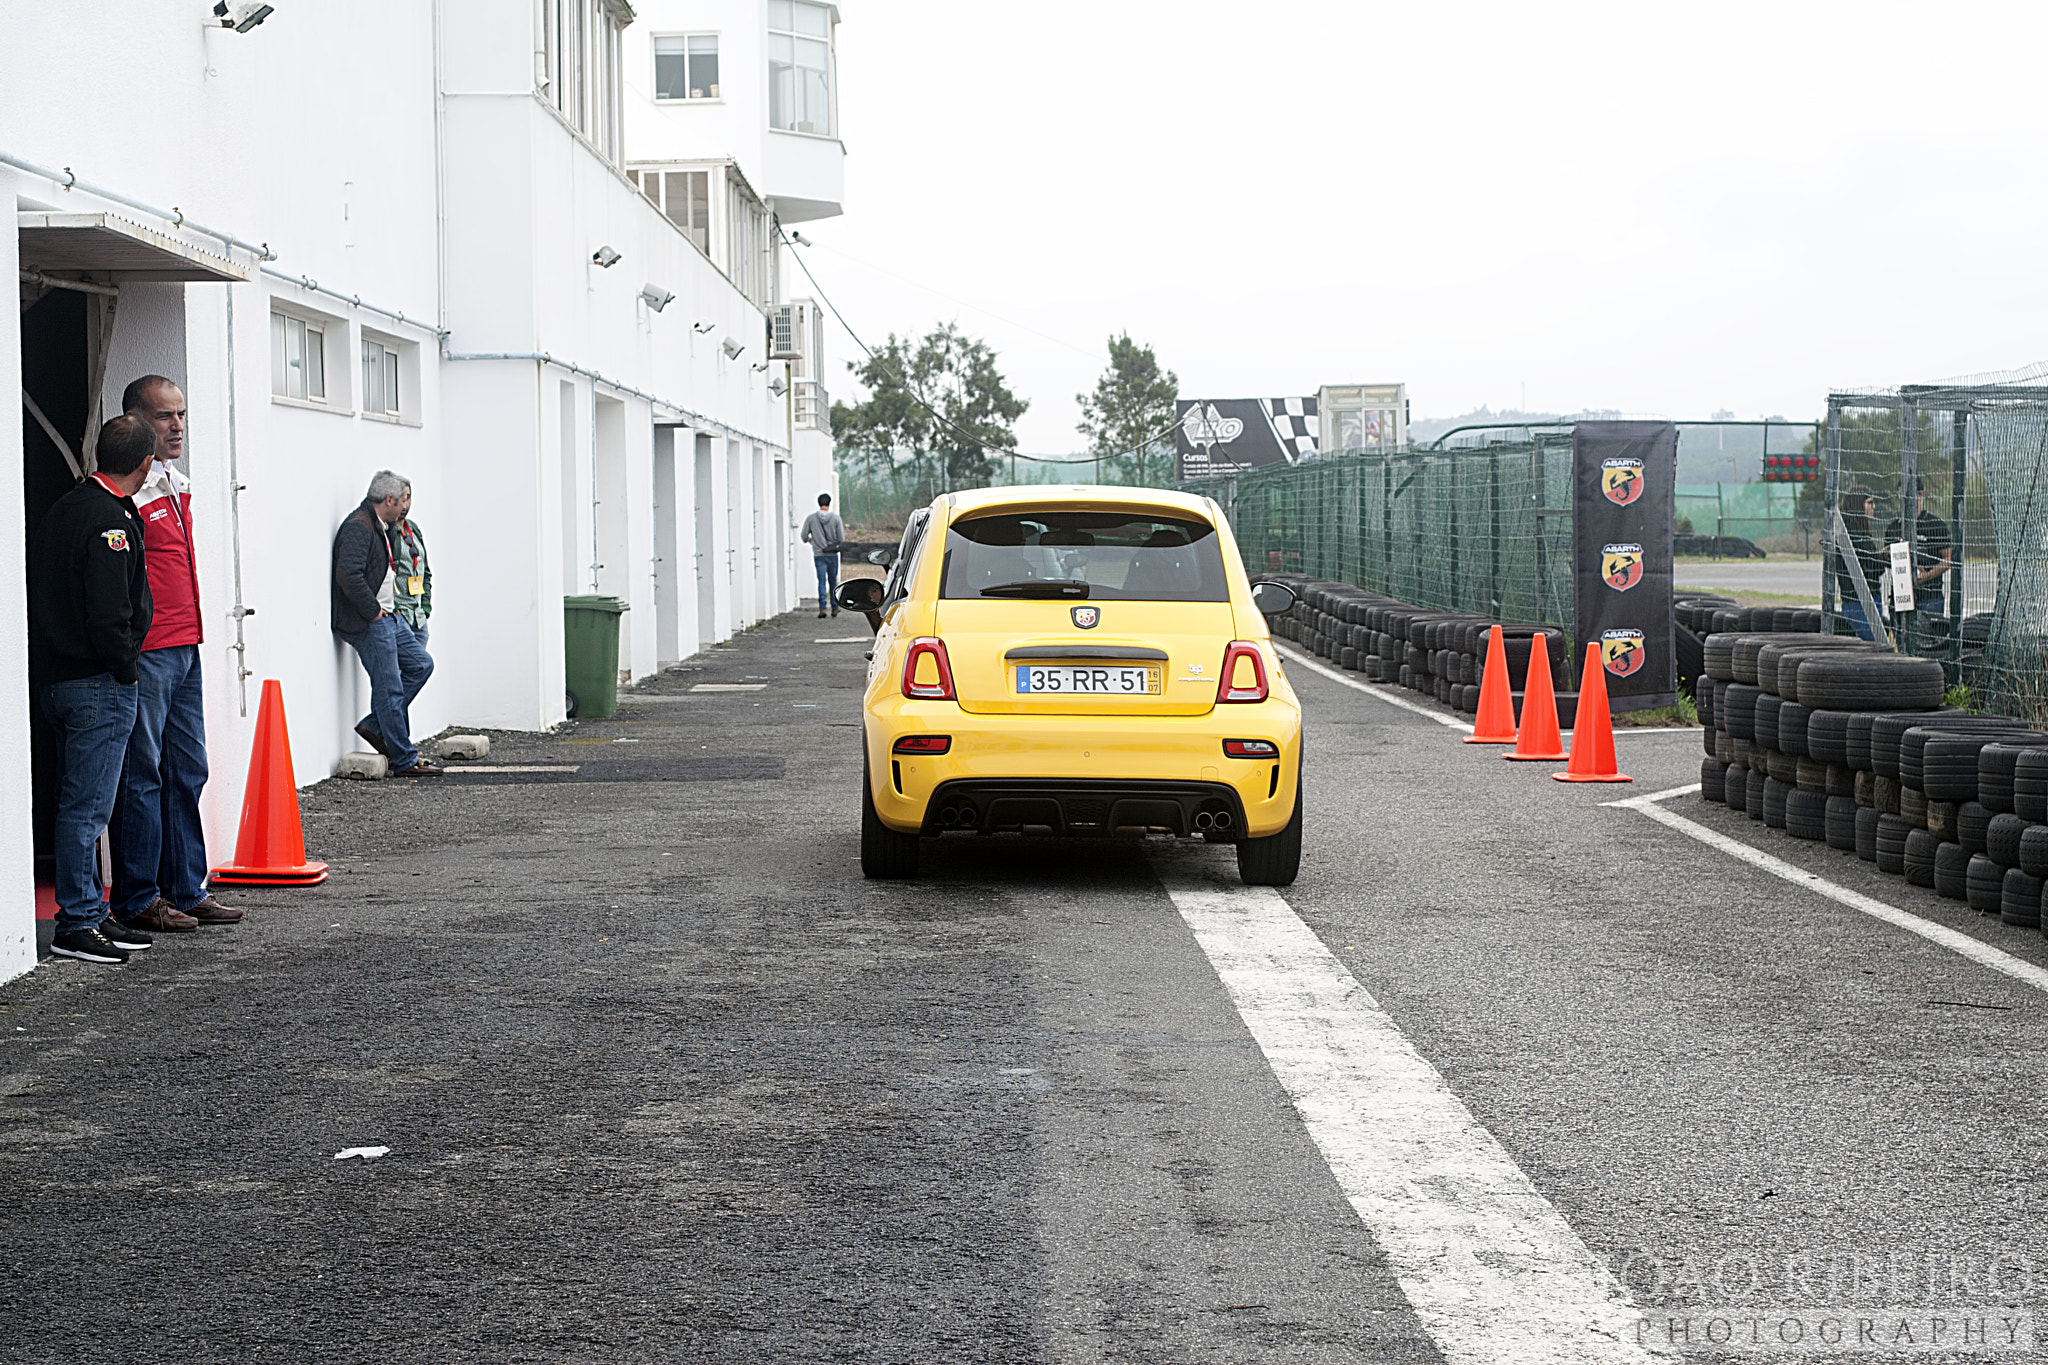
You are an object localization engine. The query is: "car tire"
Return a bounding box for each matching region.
[2001,867,2044,928]
[1824,795,1859,851]
[860,752,920,880]
[1902,827,1940,886]
[1238,771,1303,887]
[1855,805,1883,861]
[565,689,580,719]
[1934,839,1973,899]
[1701,758,1727,804]
[1785,788,1827,840]
[1967,853,2007,912]
[1875,813,1912,873]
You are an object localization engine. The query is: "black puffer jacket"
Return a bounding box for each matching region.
[31,475,154,685]
[331,499,392,642]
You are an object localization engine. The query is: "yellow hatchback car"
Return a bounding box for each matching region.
[832,487,1303,885]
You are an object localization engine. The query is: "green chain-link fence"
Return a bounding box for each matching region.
[1823,374,2048,721]
[1180,437,1578,629]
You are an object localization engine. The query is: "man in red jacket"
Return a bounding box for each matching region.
[109,376,241,933]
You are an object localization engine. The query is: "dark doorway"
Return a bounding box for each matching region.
[20,286,90,937]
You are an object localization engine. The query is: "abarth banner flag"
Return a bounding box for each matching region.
[1574,421,1677,711]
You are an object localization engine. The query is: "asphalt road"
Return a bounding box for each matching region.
[3,611,2046,1362]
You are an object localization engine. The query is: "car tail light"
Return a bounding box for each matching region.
[1223,739,1278,758]
[1217,642,1268,704]
[901,638,956,701]
[893,734,952,754]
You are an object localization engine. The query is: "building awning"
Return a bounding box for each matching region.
[17,211,251,283]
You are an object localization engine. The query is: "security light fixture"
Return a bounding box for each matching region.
[721,337,744,360]
[591,245,622,268]
[750,361,770,373]
[691,320,716,334]
[639,284,675,312]
[214,1,274,31]
[768,375,790,398]
[790,231,813,247]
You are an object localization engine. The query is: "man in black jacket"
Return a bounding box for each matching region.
[31,415,160,964]
[333,470,438,776]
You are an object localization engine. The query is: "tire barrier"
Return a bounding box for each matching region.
[1694,626,2048,943]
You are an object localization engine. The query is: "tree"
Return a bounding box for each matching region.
[1075,333,1178,486]
[831,322,1027,491]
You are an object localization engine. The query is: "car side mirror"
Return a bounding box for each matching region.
[866,548,892,566]
[1251,581,1297,615]
[833,578,885,614]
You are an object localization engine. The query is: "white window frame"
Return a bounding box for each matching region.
[269,304,351,413]
[652,32,721,102]
[360,334,405,421]
[628,165,714,258]
[767,0,836,138]
[537,0,628,162]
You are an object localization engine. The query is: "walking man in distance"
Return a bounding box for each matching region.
[801,492,844,618]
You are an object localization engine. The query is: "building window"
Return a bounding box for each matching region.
[768,0,833,135]
[629,167,712,255]
[362,338,401,417]
[654,34,719,100]
[538,0,627,161]
[726,171,773,309]
[271,312,326,403]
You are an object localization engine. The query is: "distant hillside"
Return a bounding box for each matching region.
[1409,407,1819,485]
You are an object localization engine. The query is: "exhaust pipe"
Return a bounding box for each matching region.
[1212,810,1234,830]
[938,806,959,826]
[1194,811,1215,830]
[953,805,977,828]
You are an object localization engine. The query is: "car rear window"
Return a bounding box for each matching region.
[940,510,1231,602]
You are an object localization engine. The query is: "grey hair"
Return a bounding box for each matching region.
[367,470,410,503]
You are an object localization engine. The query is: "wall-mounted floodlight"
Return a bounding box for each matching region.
[214,1,274,31]
[721,337,744,360]
[768,375,790,397]
[639,284,675,312]
[790,231,813,247]
[591,245,622,268]
[691,320,716,334]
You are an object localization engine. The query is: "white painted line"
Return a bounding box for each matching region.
[1274,644,1473,733]
[1606,786,2048,996]
[813,636,871,644]
[1156,867,1670,1364]
[444,764,581,774]
[689,683,767,692]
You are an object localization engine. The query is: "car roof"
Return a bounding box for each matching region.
[943,485,1216,521]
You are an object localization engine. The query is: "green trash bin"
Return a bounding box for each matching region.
[563,595,630,719]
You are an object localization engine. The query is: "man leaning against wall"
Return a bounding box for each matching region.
[109,376,241,934]
[333,471,440,777]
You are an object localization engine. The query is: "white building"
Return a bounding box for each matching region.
[0,0,848,980]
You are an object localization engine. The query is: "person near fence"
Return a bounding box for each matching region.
[333,471,440,776]
[109,376,240,933]
[32,415,159,963]
[1834,485,1887,641]
[801,493,844,618]
[1882,476,1952,643]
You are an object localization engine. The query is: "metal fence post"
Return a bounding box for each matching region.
[1488,450,1502,617]
[1820,407,1840,626]
[1900,400,1920,657]
[1951,408,1967,679]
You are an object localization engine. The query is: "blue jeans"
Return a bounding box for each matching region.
[43,674,139,933]
[110,646,210,915]
[813,554,839,610]
[349,615,434,770]
[1842,600,1876,641]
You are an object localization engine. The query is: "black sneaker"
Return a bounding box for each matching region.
[816,609,827,618]
[49,927,130,964]
[100,919,154,951]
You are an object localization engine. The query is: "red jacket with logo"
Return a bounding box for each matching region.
[132,464,203,650]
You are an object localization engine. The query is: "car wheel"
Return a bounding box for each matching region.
[861,751,919,880]
[565,689,579,719]
[1238,769,1303,887]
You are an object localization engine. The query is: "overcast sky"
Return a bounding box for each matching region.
[793,1,2048,453]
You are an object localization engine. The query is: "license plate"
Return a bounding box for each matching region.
[1014,664,1162,695]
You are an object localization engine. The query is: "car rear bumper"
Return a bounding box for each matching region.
[866,701,1301,838]
[922,778,1244,837]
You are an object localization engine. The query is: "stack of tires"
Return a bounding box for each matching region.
[1266,577,1571,721]
[1697,630,2048,934]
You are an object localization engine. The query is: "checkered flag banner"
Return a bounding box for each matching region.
[1260,396,1319,462]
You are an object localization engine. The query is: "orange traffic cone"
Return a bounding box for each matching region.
[1554,642,1632,783]
[1503,632,1567,762]
[210,679,330,886]
[1464,625,1519,744]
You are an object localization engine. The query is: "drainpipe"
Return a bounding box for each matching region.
[225,284,253,715]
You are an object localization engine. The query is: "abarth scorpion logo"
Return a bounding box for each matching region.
[1602,542,1644,592]
[1601,457,1645,507]
[1071,606,1100,629]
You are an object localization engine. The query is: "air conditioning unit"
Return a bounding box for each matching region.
[769,302,810,361]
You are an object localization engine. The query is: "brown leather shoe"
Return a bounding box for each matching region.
[184,896,244,925]
[395,758,444,777]
[124,897,199,933]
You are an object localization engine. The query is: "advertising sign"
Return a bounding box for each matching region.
[1573,421,1677,711]
[1174,397,1318,479]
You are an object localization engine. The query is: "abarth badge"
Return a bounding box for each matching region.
[1071,606,1100,629]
